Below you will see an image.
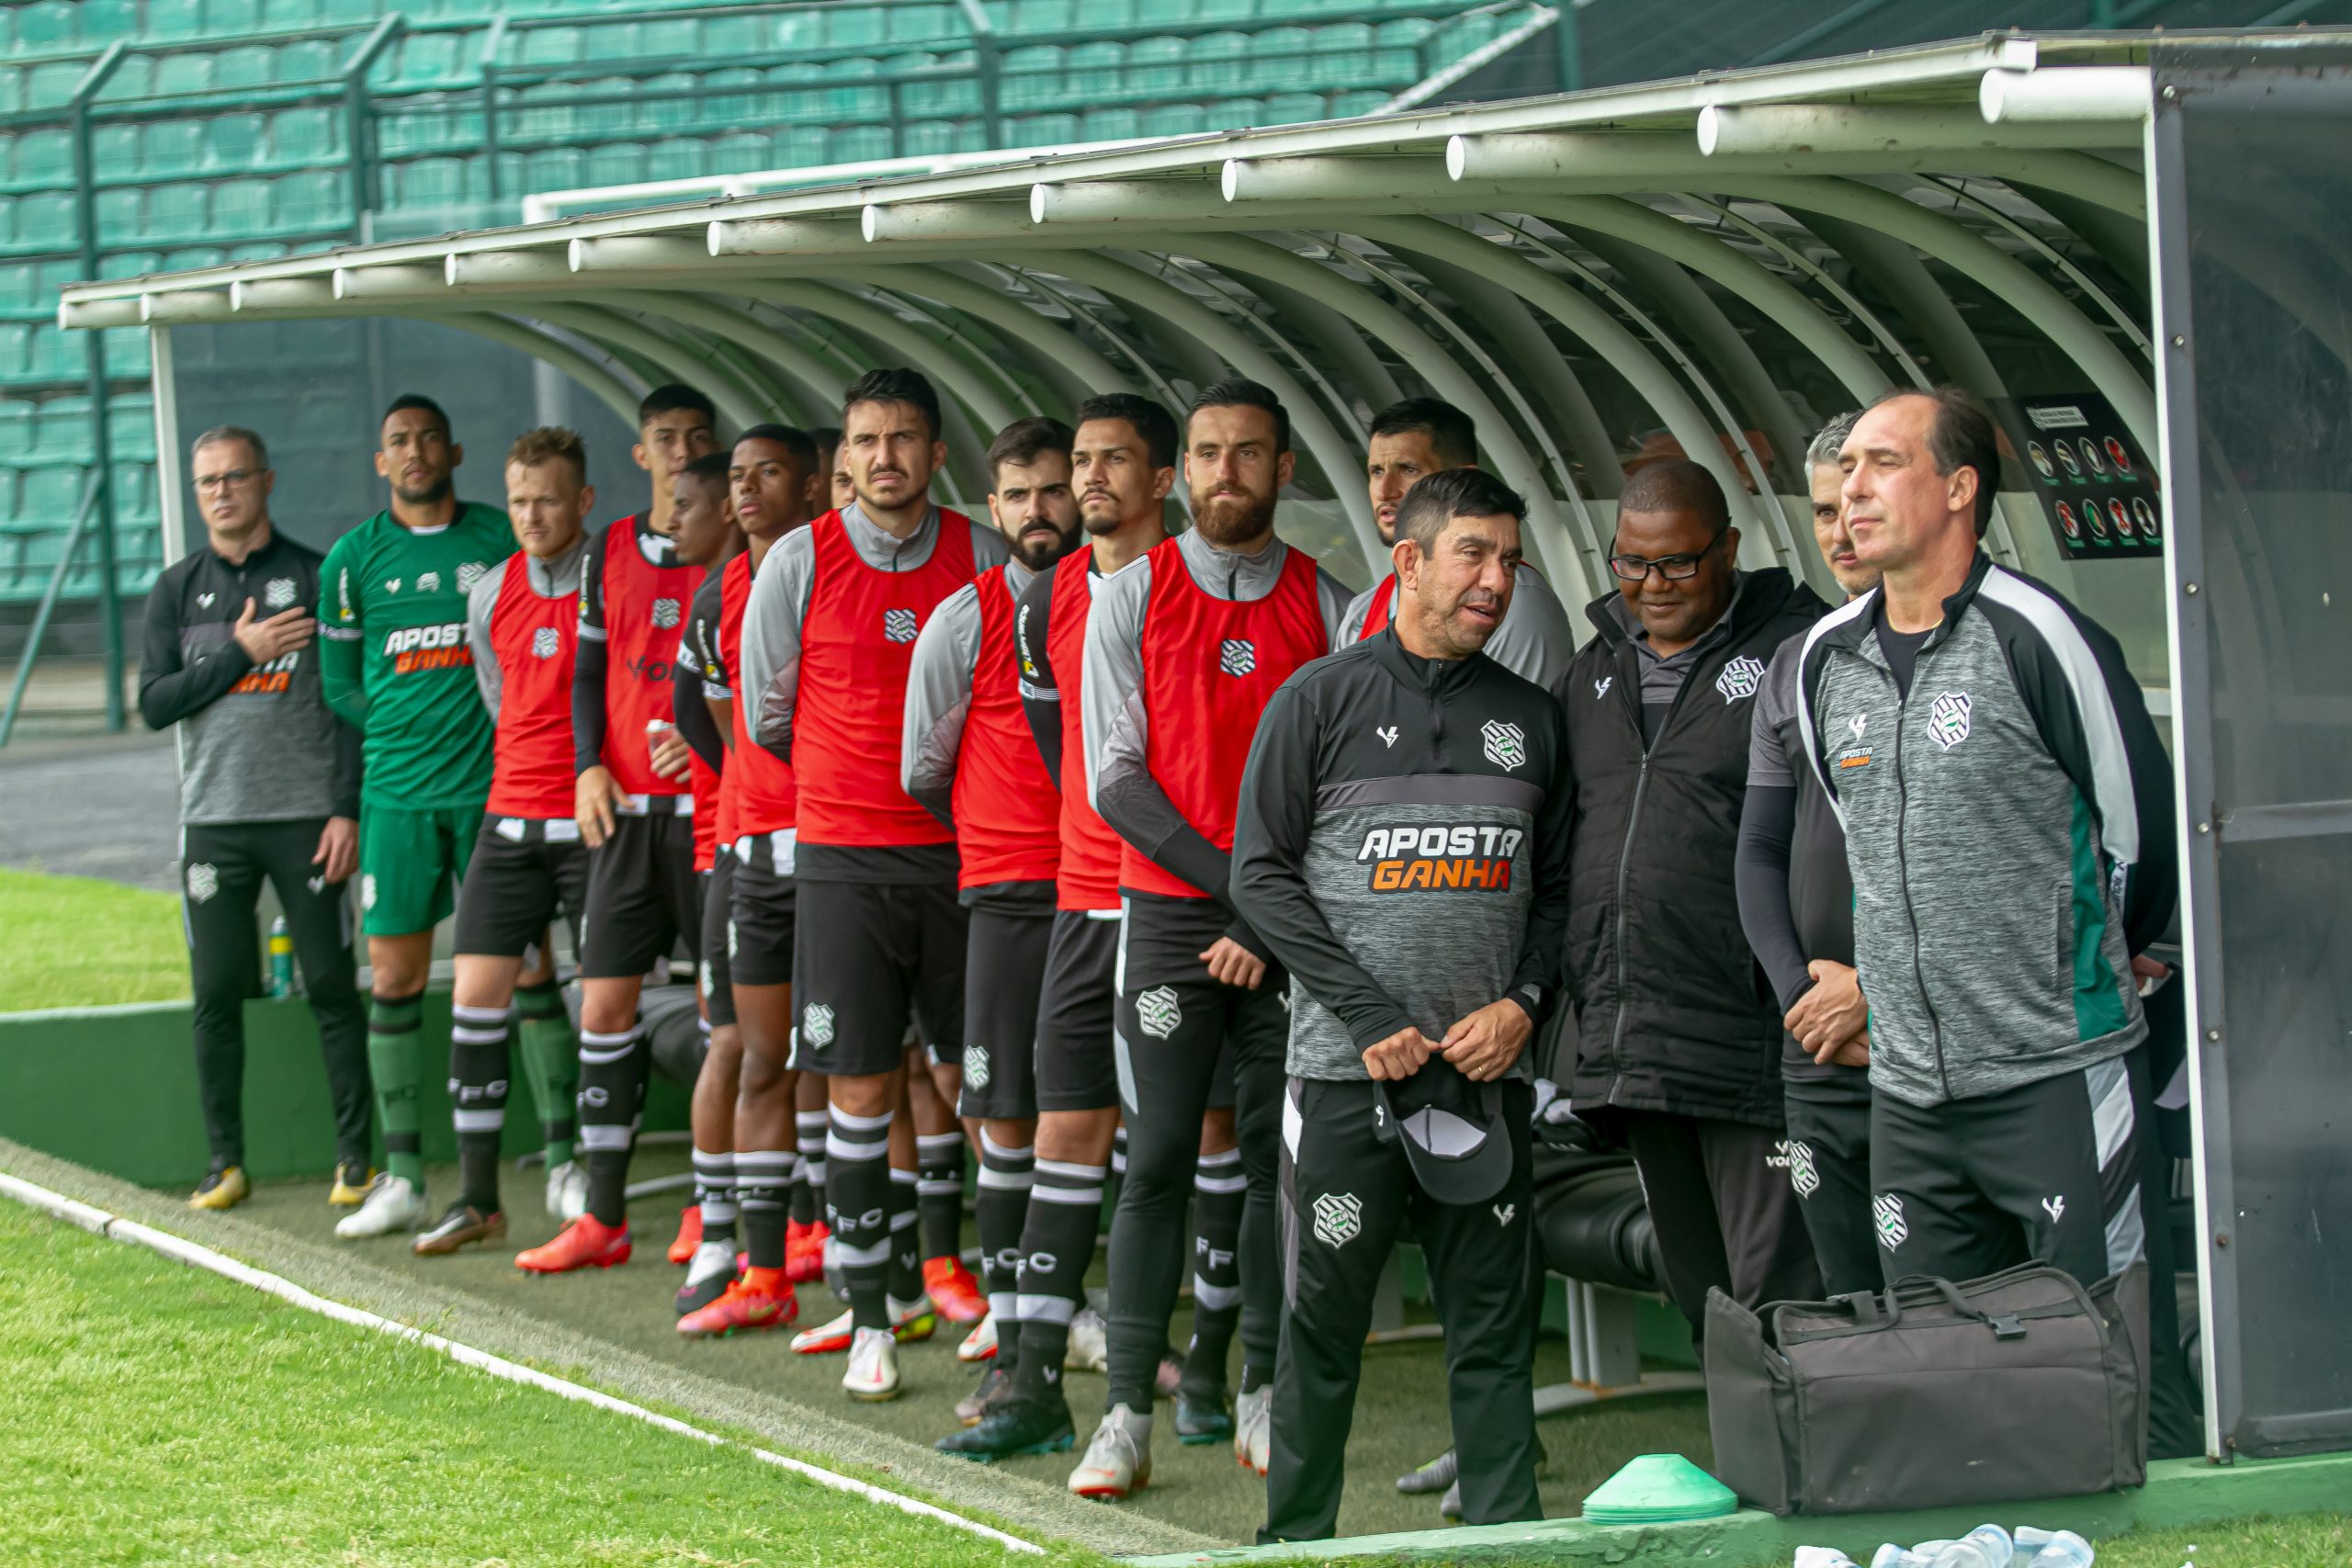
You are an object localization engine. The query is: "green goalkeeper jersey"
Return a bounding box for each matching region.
[320,502,514,809]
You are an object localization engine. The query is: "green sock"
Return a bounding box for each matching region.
[515,980,578,1168]
[368,992,425,1188]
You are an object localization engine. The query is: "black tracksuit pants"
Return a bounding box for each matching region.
[1781,1073,1880,1297]
[1261,1076,1542,1542]
[182,819,369,1167]
[1620,1109,1823,1343]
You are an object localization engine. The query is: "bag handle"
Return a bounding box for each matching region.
[1888,1273,2029,1340]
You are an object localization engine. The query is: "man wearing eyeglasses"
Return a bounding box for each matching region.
[1559,457,1828,1344]
[140,424,370,1214]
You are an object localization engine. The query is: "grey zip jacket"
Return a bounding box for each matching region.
[1795,553,2177,1109]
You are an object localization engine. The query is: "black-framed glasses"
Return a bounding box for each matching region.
[1608,526,1727,582]
[194,469,261,492]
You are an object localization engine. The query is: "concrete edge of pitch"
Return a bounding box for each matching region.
[0,1135,1218,1562]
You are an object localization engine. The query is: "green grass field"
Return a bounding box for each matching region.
[0,1200,1089,1566]
[0,866,188,1010]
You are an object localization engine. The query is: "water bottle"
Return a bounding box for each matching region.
[2015,1527,2053,1566]
[1794,1547,1859,1568]
[267,917,295,998]
[1871,1547,1927,1568]
[2020,1531,2093,1568]
[1928,1526,2014,1568]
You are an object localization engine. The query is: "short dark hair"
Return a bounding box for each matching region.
[1866,385,1999,537]
[639,383,717,431]
[679,451,732,491]
[843,367,942,442]
[505,425,586,483]
[809,426,842,466]
[734,423,819,470]
[986,416,1074,486]
[1187,377,1289,456]
[1395,468,1525,556]
[381,392,448,436]
[191,424,268,469]
[1618,458,1730,532]
[1369,398,1476,468]
[1076,393,1179,469]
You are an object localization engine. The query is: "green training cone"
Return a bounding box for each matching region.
[1580,1452,1738,1524]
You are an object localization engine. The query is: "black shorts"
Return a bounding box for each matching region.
[451,819,589,961]
[699,854,736,1030]
[958,907,1056,1122]
[1035,908,1122,1114]
[791,876,966,1078]
[579,810,700,980]
[728,831,797,989]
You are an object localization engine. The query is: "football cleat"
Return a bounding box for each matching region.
[956,1311,999,1363]
[666,1203,702,1265]
[413,1202,504,1256]
[1234,1385,1272,1475]
[922,1257,988,1324]
[955,1364,1011,1427]
[842,1325,900,1402]
[514,1213,631,1273]
[937,1395,1077,1462]
[327,1159,376,1207]
[334,1173,424,1238]
[543,1158,589,1223]
[785,1217,828,1283]
[189,1164,248,1212]
[1174,1388,1232,1446]
[790,1295,935,1355]
[1069,1404,1152,1499]
[673,1239,740,1317]
[678,1272,797,1338]
[1064,1305,1108,1371]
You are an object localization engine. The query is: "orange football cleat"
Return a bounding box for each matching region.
[677,1270,797,1338]
[923,1256,988,1325]
[786,1218,829,1284]
[667,1203,702,1265]
[514,1213,631,1274]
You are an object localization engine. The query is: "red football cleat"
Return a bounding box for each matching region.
[515,1213,631,1274]
[677,1270,797,1338]
[923,1256,988,1324]
[667,1203,702,1266]
[786,1218,829,1284]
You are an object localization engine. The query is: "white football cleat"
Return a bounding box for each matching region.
[544,1158,589,1222]
[1064,1305,1108,1371]
[1234,1385,1272,1476]
[842,1325,901,1402]
[957,1310,998,1363]
[1069,1404,1152,1499]
[334,1173,424,1239]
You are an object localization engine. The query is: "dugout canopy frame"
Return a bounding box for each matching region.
[60,27,2352,1463]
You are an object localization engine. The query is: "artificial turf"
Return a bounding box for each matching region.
[0,866,188,1010]
[0,1199,1093,1566]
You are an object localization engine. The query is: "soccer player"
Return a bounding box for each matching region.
[517,385,718,1273]
[674,429,827,1334]
[1071,378,1351,1497]
[414,427,597,1255]
[139,423,368,1213]
[740,367,1012,1401]
[321,394,512,1239]
[938,394,1173,1462]
[1340,399,1577,701]
[900,416,1081,1408]
[662,451,749,1313]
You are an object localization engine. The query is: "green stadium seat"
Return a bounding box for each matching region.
[1264,91,1329,125]
[646,138,705,182]
[0,400,28,461]
[1003,0,1076,33]
[276,39,340,83]
[1313,23,1375,85]
[924,62,985,118]
[1374,17,1432,79]
[825,68,890,124]
[395,34,461,85]
[698,65,763,128]
[219,46,277,91]
[93,56,153,102]
[274,170,348,231]
[385,156,466,209]
[1067,41,1122,104]
[1000,44,1061,111]
[1125,35,1185,98]
[78,0,141,35]
[707,130,771,175]
[773,126,829,166]
[901,118,957,157]
[521,147,583,191]
[0,265,30,312]
[114,463,159,525]
[96,251,162,281]
[103,325,144,378]
[1187,31,1249,93]
[0,327,33,386]
[1251,28,1313,89]
[28,324,78,382]
[1331,88,1388,117]
[1204,96,1265,132]
[206,0,263,38]
[1080,107,1141,141]
[583,141,647,188]
[698,15,767,56]
[153,53,217,96]
[519,26,582,67]
[206,114,266,168]
[145,0,204,39]
[580,21,642,63]
[146,122,209,175]
[830,124,893,163]
[822,6,885,50]
[23,466,87,525]
[510,83,575,144]
[15,191,75,249]
[261,0,322,30]
[1139,102,1206,137]
[31,399,93,462]
[27,62,85,112]
[226,241,288,261]
[17,2,77,48]
[639,71,699,133]
[888,4,958,43]
[1007,112,1079,146]
[1193,0,1255,19]
[144,186,209,243]
[92,125,141,182]
[95,188,142,248]
[268,107,345,164]
[13,130,74,189]
[107,395,155,460]
[159,245,225,269]
[318,0,378,26]
[769,10,820,51]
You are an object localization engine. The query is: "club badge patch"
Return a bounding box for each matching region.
[417,570,441,594]
[265,577,298,610]
[1785,1139,1821,1199]
[1480,718,1526,771]
[802,1004,836,1046]
[361,874,378,910]
[1312,1191,1363,1248]
[1136,986,1182,1040]
[1928,691,1973,750]
[1873,1192,1908,1250]
[883,608,919,644]
[1837,711,1873,772]
[963,1044,991,1089]
[186,863,219,903]
[1716,655,1765,703]
[1594,675,1612,700]
[531,626,560,659]
[457,561,486,594]
[1219,638,1256,677]
[652,597,683,630]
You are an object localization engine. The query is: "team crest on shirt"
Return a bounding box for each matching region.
[1312,1191,1363,1248]
[385,579,401,594]
[361,874,378,910]
[265,577,297,610]
[1480,719,1526,771]
[963,1045,991,1089]
[185,863,218,904]
[1218,638,1257,677]
[1928,691,1973,750]
[1873,1192,1908,1250]
[1784,1139,1821,1199]
[417,570,441,594]
[458,561,486,594]
[652,597,683,630]
[1594,675,1612,699]
[1136,986,1182,1040]
[802,1004,836,1046]
[1716,655,1765,704]
[883,608,920,644]
[531,626,560,659]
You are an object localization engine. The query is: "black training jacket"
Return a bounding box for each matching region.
[1560,567,1828,1128]
[1230,628,1574,1082]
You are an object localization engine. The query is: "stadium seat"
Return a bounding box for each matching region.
[706,130,771,175]
[103,327,146,378]
[227,240,288,261]
[0,265,30,313]
[160,246,226,270]
[94,55,153,101]
[580,20,642,64]
[27,62,85,112]
[206,114,266,169]
[145,121,209,176]
[91,125,142,182]
[822,6,886,50]
[276,39,340,84]
[153,51,217,96]
[1125,35,1186,98]
[96,251,163,281]
[509,83,576,144]
[518,26,582,67]
[646,138,705,183]
[1187,32,1250,94]
[639,72,699,134]
[15,2,78,50]
[275,170,349,232]
[384,156,465,210]
[0,327,28,388]
[22,465,86,525]
[394,34,462,85]
[1140,103,1207,138]
[113,462,160,525]
[12,130,73,190]
[270,107,346,165]
[15,190,74,247]
[207,177,269,237]
[697,14,767,57]
[1313,22,1376,85]
[206,0,264,37]
[999,44,1061,111]
[218,46,277,91]
[1080,107,1141,141]
[95,188,143,248]
[1067,40,1122,105]
[1001,0,1077,32]
[145,185,209,243]
[583,141,647,189]
[829,124,893,163]
[28,325,79,383]
[772,126,829,167]
[107,395,156,462]
[888,3,958,43]
[900,118,958,157]
[30,398,93,462]
[1250,28,1313,89]
[520,146,584,192]
[1265,91,1329,124]
[0,400,29,462]
[261,0,322,30]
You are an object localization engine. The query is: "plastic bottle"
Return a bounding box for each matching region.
[1871,1547,1928,1568]
[1794,1547,1860,1568]
[2014,1527,2053,1566]
[2022,1530,2094,1568]
[1947,1525,2015,1568]
[267,917,294,998]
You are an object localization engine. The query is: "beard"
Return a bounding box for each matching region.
[393,475,452,507]
[1190,486,1277,547]
[1012,520,1080,572]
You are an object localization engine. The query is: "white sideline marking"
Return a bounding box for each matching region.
[0,1170,1042,1555]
